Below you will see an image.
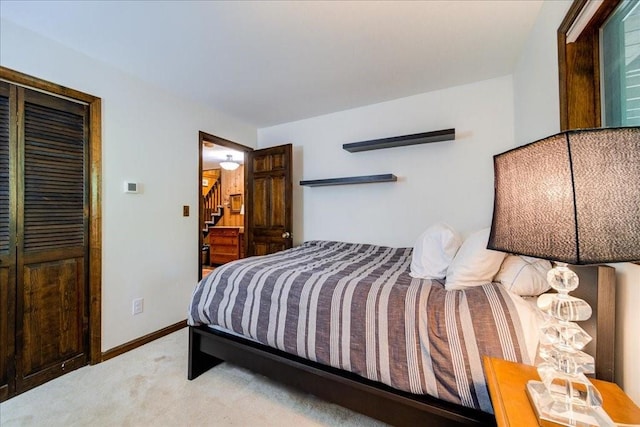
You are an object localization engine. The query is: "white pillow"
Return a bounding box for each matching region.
[494,255,552,296]
[410,223,463,280]
[444,228,507,290]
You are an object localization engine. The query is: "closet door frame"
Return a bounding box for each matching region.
[0,66,102,366]
[0,81,17,400]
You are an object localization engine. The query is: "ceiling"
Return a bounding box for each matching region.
[0,1,543,128]
[203,144,244,170]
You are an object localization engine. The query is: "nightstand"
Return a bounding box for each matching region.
[483,356,640,427]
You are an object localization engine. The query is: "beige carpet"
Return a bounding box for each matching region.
[0,328,386,426]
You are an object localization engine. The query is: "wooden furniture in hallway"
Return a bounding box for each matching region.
[208,227,242,265]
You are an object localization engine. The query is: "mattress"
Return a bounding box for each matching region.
[188,240,541,412]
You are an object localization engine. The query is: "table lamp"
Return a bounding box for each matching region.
[487,127,640,426]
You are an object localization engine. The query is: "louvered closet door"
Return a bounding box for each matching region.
[0,81,16,400]
[15,87,89,393]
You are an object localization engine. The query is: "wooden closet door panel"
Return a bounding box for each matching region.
[22,91,86,253]
[15,88,89,393]
[21,258,84,376]
[0,264,16,401]
[0,81,16,400]
[0,82,10,254]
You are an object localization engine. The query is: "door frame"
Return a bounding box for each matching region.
[0,66,102,366]
[198,131,252,280]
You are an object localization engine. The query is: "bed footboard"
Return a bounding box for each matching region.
[188,326,224,380]
[186,325,494,427]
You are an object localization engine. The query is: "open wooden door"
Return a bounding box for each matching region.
[246,144,293,256]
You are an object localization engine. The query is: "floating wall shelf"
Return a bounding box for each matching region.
[300,174,397,187]
[343,128,455,153]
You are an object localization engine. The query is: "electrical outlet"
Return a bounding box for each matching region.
[132,298,144,315]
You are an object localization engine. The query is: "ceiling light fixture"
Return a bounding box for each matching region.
[220,154,239,171]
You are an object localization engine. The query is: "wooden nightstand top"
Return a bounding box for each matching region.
[483,356,640,427]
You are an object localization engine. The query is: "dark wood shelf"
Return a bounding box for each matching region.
[343,128,455,153]
[300,174,397,187]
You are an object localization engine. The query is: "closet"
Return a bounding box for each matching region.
[0,74,97,401]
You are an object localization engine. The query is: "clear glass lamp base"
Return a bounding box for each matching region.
[526,381,615,427]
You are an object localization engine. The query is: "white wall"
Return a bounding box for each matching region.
[259,75,515,248]
[513,0,640,404]
[0,19,257,351]
[513,1,569,145]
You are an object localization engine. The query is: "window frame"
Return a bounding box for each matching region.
[558,0,622,130]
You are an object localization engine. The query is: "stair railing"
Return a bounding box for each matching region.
[202,175,222,234]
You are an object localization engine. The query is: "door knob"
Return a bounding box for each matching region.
[282,231,291,239]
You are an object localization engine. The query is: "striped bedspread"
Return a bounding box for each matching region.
[188,240,533,412]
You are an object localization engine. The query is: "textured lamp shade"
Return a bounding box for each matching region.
[488,127,640,264]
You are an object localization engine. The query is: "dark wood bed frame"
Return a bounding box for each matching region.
[187,264,616,426]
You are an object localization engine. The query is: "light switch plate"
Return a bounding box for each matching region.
[132,298,143,315]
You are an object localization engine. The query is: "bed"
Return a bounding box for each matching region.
[187,239,615,426]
